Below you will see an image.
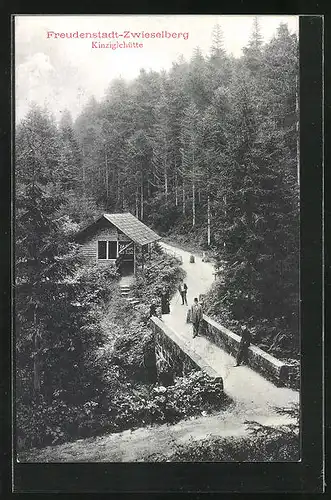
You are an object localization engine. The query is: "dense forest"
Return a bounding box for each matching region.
[15,19,299,452]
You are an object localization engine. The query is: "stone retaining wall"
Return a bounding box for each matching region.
[201,315,291,386]
[149,317,223,388]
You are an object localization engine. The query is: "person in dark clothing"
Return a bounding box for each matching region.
[235,325,252,366]
[178,279,188,305]
[149,301,157,319]
[190,297,203,338]
[160,289,170,315]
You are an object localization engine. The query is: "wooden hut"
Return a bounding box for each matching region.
[74,213,161,275]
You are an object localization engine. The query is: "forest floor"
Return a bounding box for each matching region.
[20,242,299,463]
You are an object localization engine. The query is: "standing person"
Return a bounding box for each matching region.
[235,325,252,366]
[178,279,188,305]
[190,297,203,338]
[160,288,170,315]
[149,301,157,319]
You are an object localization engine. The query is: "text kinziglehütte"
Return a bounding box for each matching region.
[47,30,189,40]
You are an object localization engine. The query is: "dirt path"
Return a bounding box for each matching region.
[20,405,296,463]
[159,242,299,418]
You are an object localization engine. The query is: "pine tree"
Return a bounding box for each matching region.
[263,23,299,154]
[58,109,82,191]
[16,104,60,186]
[187,47,211,111]
[210,55,299,344]
[15,180,78,401]
[167,57,191,207]
[152,78,174,201]
[74,96,105,200]
[200,88,231,245]
[180,102,204,227]
[15,105,116,450]
[101,78,135,210]
[125,130,152,219]
[210,23,225,58]
[242,16,264,74]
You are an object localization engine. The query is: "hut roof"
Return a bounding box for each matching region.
[76,213,161,246]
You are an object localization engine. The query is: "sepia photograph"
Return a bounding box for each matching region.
[14,14,300,464]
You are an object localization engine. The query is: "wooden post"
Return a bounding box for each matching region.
[133,242,136,275]
[142,245,145,271]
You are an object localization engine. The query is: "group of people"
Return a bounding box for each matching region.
[149,279,203,339]
[178,279,204,338]
[149,279,252,366]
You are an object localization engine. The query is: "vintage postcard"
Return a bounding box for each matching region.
[14,14,301,468]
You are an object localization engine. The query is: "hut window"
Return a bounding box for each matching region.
[109,241,117,259]
[98,241,118,260]
[98,241,107,259]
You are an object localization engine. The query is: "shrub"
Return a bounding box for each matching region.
[163,371,228,419]
[110,371,229,429]
[17,371,230,452]
[132,246,185,305]
[111,324,155,383]
[16,395,111,450]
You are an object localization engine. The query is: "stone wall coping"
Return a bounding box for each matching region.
[151,317,220,379]
[203,315,241,343]
[202,314,290,370]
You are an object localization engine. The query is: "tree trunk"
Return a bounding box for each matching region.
[82,144,86,196]
[175,167,178,206]
[33,350,40,393]
[164,168,168,200]
[141,177,144,220]
[207,194,211,246]
[192,152,196,227]
[154,170,158,193]
[117,172,120,207]
[192,180,196,227]
[105,150,109,207]
[135,190,139,219]
[182,183,186,215]
[164,141,168,199]
[33,308,41,396]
